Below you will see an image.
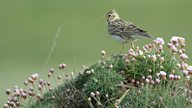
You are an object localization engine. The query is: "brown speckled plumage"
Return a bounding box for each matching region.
[106,9,152,49]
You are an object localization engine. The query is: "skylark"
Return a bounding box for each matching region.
[106,9,152,50]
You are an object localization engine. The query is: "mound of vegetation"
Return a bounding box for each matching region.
[4,37,192,108]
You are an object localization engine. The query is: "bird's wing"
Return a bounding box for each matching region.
[116,19,151,37]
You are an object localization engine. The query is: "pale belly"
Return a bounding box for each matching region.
[111,35,137,44]
[111,35,127,43]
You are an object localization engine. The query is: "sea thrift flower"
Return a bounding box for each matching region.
[128,48,135,56]
[180,53,188,60]
[171,45,178,52]
[150,80,155,84]
[47,81,51,87]
[144,45,150,50]
[90,92,95,97]
[28,91,35,97]
[131,79,135,84]
[90,69,94,73]
[48,72,52,78]
[29,87,34,91]
[39,79,44,85]
[15,102,20,107]
[5,89,11,95]
[95,91,100,96]
[141,76,145,82]
[59,63,66,69]
[148,69,152,73]
[174,75,181,80]
[182,70,189,76]
[21,93,27,99]
[38,85,43,91]
[167,43,172,48]
[101,50,106,56]
[145,78,150,83]
[155,79,160,84]
[108,64,113,69]
[188,66,192,75]
[24,80,28,86]
[178,50,183,55]
[86,70,91,74]
[181,48,186,53]
[147,75,152,80]
[160,57,164,63]
[28,77,34,84]
[49,87,53,91]
[178,37,185,47]
[49,68,55,73]
[179,62,188,70]
[57,75,62,80]
[171,36,179,46]
[51,96,55,100]
[36,93,43,100]
[31,73,39,81]
[160,71,166,80]
[154,37,165,45]
[160,71,166,76]
[3,103,9,108]
[136,81,140,85]
[137,50,144,56]
[88,97,91,101]
[169,74,174,80]
[156,73,160,77]
[150,54,157,62]
[186,75,191,81]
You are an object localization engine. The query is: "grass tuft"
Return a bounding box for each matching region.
[3,37,192,108]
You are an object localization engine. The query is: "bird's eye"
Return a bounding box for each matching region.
[108,14,111,17]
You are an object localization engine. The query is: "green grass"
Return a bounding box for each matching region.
[3,37,192,108]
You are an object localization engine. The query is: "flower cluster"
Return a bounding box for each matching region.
[3,63,70,108]
[3,36,192,108]
[123,36,191,87]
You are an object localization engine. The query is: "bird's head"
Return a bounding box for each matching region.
[106,9,120,22]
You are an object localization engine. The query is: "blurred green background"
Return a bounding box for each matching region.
[0,0,192,106]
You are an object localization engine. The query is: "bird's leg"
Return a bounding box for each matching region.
[131,41,135,49]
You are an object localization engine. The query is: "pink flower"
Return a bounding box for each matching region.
[156,73,160,77]
[171,36,179,46]
[174,75,181,80]
[101,50,106,56]
[160,71,166,76]
[169,74,174,80]
[59,63,66,69]
[171,45,178,52]
[155,79,160,84]
[171,36,185,47]
[145,78,150,83]
[180,53,188,60]
[150,54,157,62]
[31,73,39,80]
[128,48,135,56]
[188,66,192,72]
[182,70,189,76]
[188,66,192,75]
[154,37,165,45]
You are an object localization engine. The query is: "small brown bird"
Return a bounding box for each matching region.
[106,9,152,51]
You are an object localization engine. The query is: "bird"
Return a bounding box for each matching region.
[105,9,152,51]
